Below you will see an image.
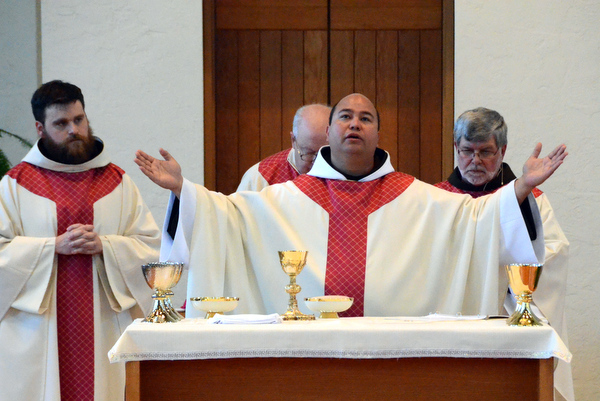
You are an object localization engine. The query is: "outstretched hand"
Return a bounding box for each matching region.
[515,143,567,203]
[134,148,184,197]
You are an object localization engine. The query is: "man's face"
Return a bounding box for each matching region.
[456,136,506,186]
[291,108,330,174]
[36,101,96,164]
[327,94,379,162]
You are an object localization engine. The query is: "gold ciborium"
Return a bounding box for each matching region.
[505,263,544,326]
[142,262,185,323]
[279,251,315,321]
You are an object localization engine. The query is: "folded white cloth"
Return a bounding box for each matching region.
[208,313,283,324]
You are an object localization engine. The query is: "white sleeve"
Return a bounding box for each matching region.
[236,163,269,192]
[498,180,545,266]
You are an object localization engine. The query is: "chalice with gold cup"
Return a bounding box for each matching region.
[142,262,185,323]
[505,263,544,326]
[279,251,315,321]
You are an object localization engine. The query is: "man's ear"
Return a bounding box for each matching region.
[500,144,507,157]
[35,121,45,138]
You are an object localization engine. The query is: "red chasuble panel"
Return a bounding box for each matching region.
[258,149,299,185]
[9,162,123,401]
[295,172,414,316]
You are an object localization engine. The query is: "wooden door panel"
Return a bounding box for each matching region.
[259,31,283,159]
[304,31,329,105]
[208,0,453,193]
[330,0,442,30]
[215,30,240,192]
[238,31,261,180]
[353,31,377,101]
[419,30,443,184]
[217,0,328,30]
[397,31,421,178]
[281,31,304,148]
[330,30,355,104]
[376,31,399,169]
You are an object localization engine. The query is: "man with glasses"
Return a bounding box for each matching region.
[135,93,566,321]
[435,107,572,401]
[236,104,330,192]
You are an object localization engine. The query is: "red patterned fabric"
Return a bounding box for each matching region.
[258,149,299,185]
[8,162,123,401]
[434,180,543,198]
[294,172,414,316]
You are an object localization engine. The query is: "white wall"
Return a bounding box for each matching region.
[40,1,205,221]
[2,1,599,399]
[0,0,38,164]
[456,1,600,399]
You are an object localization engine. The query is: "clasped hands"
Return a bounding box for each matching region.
[55,224,103,255]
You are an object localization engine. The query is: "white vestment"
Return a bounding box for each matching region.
[162,148,544,320]
[0,141,160,401]
[236,149,298,192]
[436,175,573,401]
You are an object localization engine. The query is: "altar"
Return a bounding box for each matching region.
[109,316,571,401]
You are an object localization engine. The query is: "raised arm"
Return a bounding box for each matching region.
[134,149,184,197]
[514,143,567,203]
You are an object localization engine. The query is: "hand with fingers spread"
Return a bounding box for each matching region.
[55,224,103,255]
[134,148,184,197]
[515,143,568,203]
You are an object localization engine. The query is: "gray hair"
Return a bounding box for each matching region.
[454,107,507,148]
[292,104,331,137]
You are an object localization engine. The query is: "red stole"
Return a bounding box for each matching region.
[9,162,123,401]
[294,172,414,316]
[258,149,299,185]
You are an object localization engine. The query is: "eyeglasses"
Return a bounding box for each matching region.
[457,148,499,160]
[296,147,318,163]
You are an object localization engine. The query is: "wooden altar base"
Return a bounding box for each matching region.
[126,356,553,401]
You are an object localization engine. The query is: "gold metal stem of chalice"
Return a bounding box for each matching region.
[505,263,544,327]
[279,251,315,321]
[142,262,185,323]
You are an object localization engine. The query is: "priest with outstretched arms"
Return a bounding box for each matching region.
[135,93,567,321]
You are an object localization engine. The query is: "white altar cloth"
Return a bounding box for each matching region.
[108,317,571,364]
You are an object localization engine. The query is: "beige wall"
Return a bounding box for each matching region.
[2,1,598,399]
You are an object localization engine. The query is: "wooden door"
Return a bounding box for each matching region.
[204,0,454,193]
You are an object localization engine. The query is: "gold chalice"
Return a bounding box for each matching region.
[505,263,544,326]
[142,262,185,323]
[279,251,315,321]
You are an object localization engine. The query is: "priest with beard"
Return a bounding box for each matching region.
[0,80,160,401]
[434,107,572,401]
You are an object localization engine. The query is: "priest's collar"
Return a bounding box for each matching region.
[22,138,111,173]
[308,146,395,182]
[447,162,516,192]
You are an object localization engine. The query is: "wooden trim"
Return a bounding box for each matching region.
[129,357,553,400]
[203,0,216,190]
[330,0,442,30]
[441,0,455,179]
[125,361,141,401]
[539,358,554,401]
[216,0,328,30]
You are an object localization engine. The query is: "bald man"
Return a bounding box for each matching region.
[237,104,330,191]
[136,93,566,320]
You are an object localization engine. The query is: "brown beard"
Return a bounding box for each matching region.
[40,126,98,164]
